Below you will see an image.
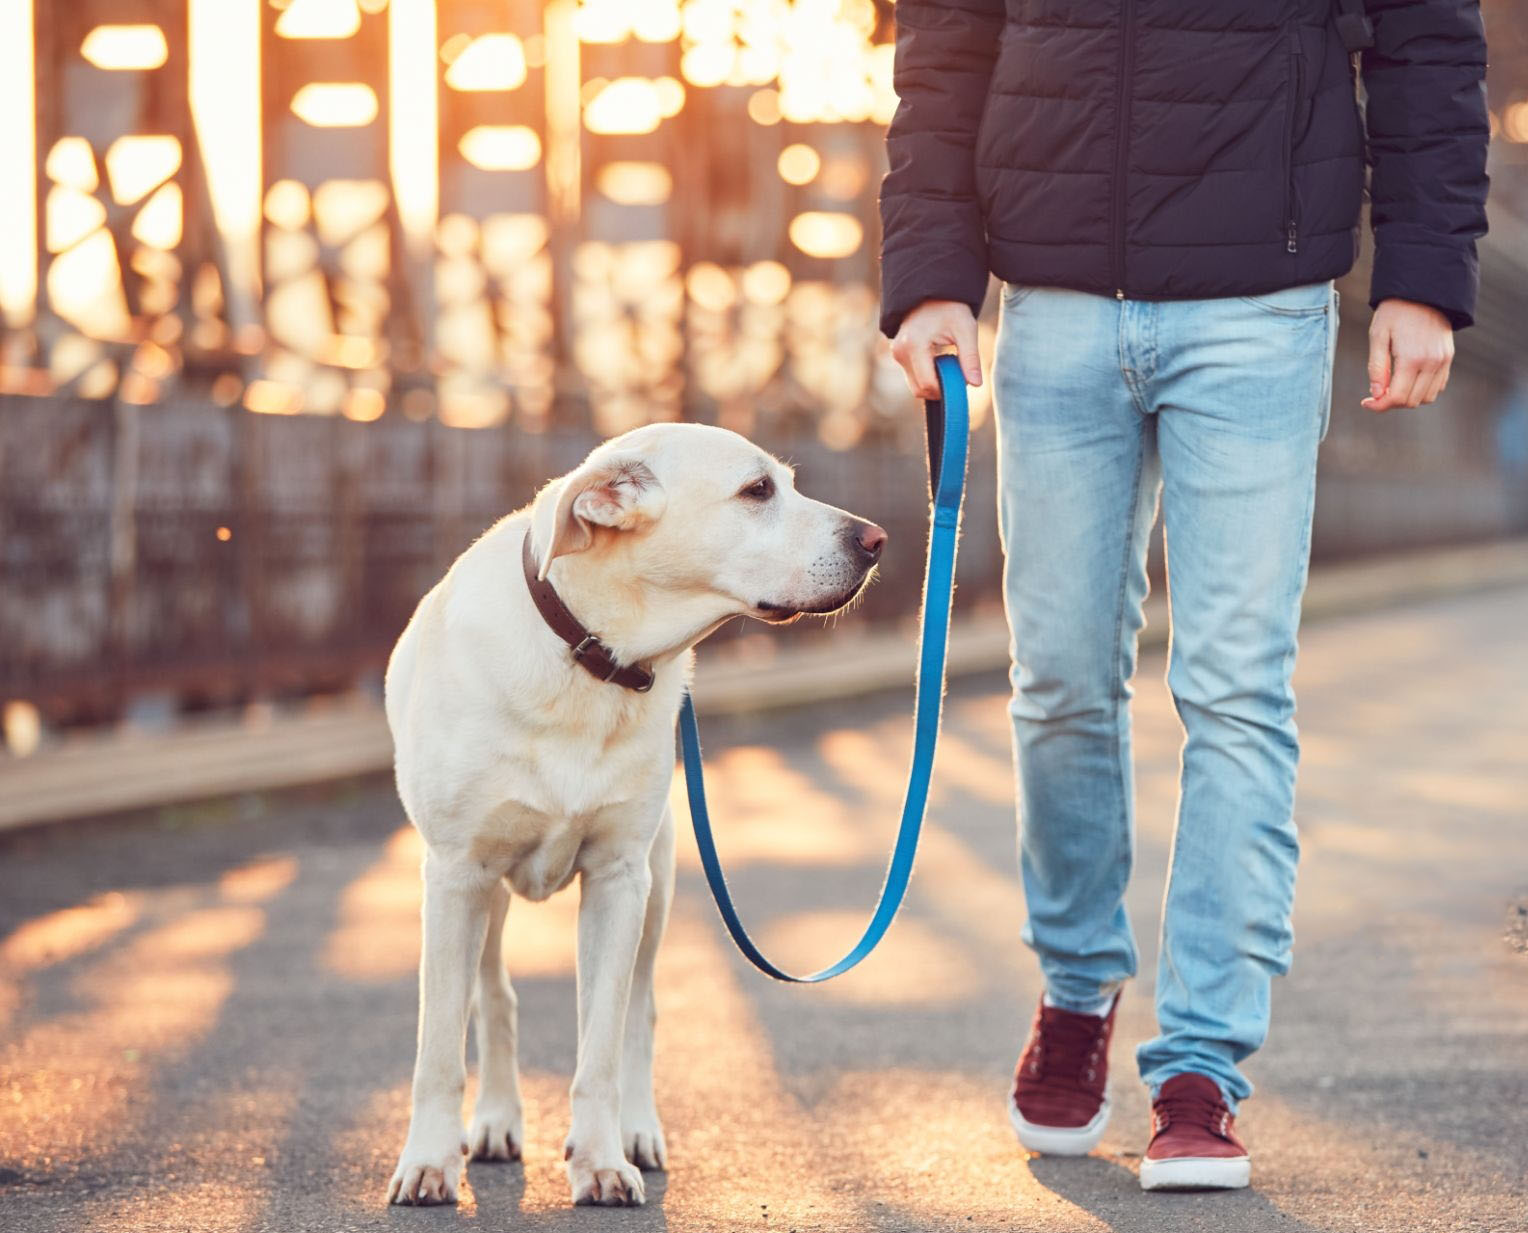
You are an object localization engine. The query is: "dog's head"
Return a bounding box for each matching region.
[530,423,885,633]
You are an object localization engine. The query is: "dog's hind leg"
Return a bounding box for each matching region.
[388,849,497,1206]
[622,806,674,1172]
[468,878,525,1162]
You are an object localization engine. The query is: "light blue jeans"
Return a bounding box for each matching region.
[993,281,1338,1109]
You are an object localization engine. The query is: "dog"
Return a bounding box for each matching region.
[384,422,886,1207]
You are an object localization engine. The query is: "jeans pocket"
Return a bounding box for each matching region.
[1002,282,1036,307]
[1237,281,1334,318]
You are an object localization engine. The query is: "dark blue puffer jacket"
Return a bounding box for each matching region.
[879,0,1490,335]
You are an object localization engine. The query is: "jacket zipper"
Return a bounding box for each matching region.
[1283,29,1303,254]
[1110,0,1137,297]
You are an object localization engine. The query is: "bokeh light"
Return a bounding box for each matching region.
[290,83,379,128]
[80,24,169,72]
[5,0,910,441]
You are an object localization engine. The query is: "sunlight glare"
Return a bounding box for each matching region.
[0,0,36,325]
[584,77,665,135]
[687,262,736,313]
[576,0,681,44]
[243,378,305,414]
[274,0,361,40]
[777,143,820,186]
[747,87,781,126]
[218,855,300,903]
[443,33,527,92]
[104,135,181,205]
[45,187,106,253]
[389,0,437,258]
[459,125,542,172]
[1504,101,1528,144]
[788,211,863,259]
[291,82,378,127]
[80,24,169,71]
[343,387,386,420]
[45,137,97,193]
[758,911,985,1005]
[742,259,791,305]
[596,162,672,206]
[311,180,389,246]
[264,179,311,230]
[131,183,184,250]
[190,0,261,327]
[544,0,582,223]
[322,825,423,980]
[0,892,136,970]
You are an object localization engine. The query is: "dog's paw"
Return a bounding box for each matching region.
[387,1136,465,1206]
[622,1112,668,1172]
[567,1154,646,1207]
[468,1104,524,1163]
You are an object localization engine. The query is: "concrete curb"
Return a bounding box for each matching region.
[2,539,1525,831]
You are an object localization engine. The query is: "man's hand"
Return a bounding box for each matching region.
[1363,299,1455,412]
[890,300,983,399]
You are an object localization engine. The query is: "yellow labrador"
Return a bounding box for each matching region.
[384,423,885,1207]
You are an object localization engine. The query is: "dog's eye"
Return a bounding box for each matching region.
[738,476,774,502]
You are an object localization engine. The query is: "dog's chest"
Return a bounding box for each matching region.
[467,802,585,901]
[441,723,668,898]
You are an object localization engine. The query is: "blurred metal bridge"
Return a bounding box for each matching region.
[0,0,1525,725]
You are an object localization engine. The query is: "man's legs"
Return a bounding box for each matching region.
[1136,282,1337,1109]
[994,285,1160,1012]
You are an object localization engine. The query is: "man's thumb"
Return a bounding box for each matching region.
[1367,328,1391,397]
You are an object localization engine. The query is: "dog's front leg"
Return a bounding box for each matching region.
[468,878,524,1162]
[388,849,495,1206]
[621,806,674,1171]
[566,850,652,1207]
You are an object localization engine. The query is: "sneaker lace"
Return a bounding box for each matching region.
[1024,1007,1107,1091]
[1153,1087,1230,1139]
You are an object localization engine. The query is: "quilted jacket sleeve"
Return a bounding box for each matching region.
[1362,0,1490,329]
[877,0,1005,338]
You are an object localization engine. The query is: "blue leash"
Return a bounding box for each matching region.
[678,355,970,982]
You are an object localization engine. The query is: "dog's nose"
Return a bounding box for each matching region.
[849,520,887,562]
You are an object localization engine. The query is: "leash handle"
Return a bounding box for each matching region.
[678,354,970,982]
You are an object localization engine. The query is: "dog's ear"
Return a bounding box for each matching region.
[532,453,665,576]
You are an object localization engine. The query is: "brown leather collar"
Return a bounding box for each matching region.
[521,530,655,693]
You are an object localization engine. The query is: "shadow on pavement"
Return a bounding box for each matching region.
[1027,1155,1328,1233]
[2,587,1525,1231]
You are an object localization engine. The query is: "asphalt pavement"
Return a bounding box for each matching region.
[2,585,1525,1233]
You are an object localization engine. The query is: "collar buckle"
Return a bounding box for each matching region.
[571,634,619,682]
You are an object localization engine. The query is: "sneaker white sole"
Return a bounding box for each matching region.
[1007,1093,1110,1156]
[1139,1154,1251,1191]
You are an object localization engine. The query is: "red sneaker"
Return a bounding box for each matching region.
[1139,1073,1250,1191]
[1007,994,1117,1155]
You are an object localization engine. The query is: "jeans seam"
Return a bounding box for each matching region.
[1108,428,1148,975]
[1318,295,1336,441]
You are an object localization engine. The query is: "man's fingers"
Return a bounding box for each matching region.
[907,343,938,400]
[1420,365,1448,406]
[952,314,983,387]
[890,336,929,398]
[1365,354,1427,413]
[1389,359,1427,410]
[1405,360,1442,408]
[1366,325,1392,402]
